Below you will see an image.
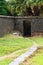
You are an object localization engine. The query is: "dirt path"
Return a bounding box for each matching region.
[0,48,29,61]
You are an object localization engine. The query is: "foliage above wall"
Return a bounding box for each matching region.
[0,0,43,16]
[0,0,8,15]
[7,0,43,16]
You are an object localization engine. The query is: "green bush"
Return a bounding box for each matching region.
[0,0,8,15]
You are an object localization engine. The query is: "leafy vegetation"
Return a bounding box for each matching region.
[0,0,43,16]
[0,0,8,15]
[7,0,43,16]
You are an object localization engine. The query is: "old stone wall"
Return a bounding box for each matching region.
[31,18,43,36]
[15,16,43,36]
[0,16,15,36]
[0,16,43,36]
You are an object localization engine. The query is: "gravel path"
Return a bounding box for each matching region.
[9,44,38,65]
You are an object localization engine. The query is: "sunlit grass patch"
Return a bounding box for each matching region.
[31,37,43,46]
[20,48,43,65]
[0,34,33,56]
[0,58,13,65]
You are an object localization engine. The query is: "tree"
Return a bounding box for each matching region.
[0,0,8,15]
[6,0,43,16]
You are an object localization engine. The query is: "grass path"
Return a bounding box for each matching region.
[1,35,43,65]
[0,47,29,61]
[19,37,43,65]
[0,35,33,56]
[9,44,38,65]
[20,48,43,65]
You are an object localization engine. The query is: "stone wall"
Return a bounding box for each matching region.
[31,18,43,36]
[15,16,43,36]
[0,16,15,36]
[0,16,43,36]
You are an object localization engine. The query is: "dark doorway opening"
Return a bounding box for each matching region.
[23,21,31,37]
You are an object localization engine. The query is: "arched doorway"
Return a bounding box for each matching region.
[23,21,31,37]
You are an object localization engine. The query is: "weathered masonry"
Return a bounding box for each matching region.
[0,15,43,37]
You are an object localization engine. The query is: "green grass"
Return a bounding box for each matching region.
[0,34,43,65]
[31,37,43,46]
[0,34,33,56]
[20,36,43,65]
[0,58,13,65]
[0,49,28,65]
[20,49,43,65]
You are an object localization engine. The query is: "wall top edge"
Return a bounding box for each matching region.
[0,15,43,19]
